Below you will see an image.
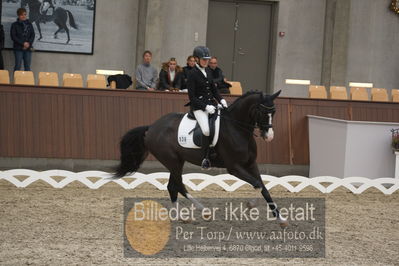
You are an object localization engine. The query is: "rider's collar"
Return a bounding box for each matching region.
[195,63,206,71]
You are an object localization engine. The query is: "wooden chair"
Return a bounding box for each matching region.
[110,81,117,89]
[350,87,368,101]
[14,71,35,85]
[330,86,348,100]
[38,72,59,86]
[308,85,327,99]
[87,74,107,88]
[392,89,399,103]
[350,87,367,94]
[63,73,83,87]
[0,70,10,84]
[95,69,125,89]
[229,81,243,95]
[371,88,388,102]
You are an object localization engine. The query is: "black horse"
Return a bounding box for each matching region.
[115,90,288,227]
[21,0,78,44]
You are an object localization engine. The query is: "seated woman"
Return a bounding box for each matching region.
[180,55,196,91]
[158,57,183,91]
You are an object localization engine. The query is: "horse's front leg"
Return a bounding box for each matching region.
[244,162,263,209]
[35,21,43,40]
[227,164,288,228]
[65,27,70,44]
[54,27,61,39]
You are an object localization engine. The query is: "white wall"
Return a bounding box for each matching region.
[3,0,139,83]
[2,0,397,97]
[346,0,399,92]
[144,0,209,70]
[273,0,327,97]
[274,0,399,97]
[309,115,398,178]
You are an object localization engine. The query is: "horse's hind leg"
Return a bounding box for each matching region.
[167,167,185,203]
[168,169,205,213]
[156,154,205,210]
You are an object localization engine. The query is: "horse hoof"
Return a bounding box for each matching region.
[247,200,257,209]
[278,214,289,228]
[202,213,212,221]
[201,158,211,170]
[180,218,192,224]
[279,221,289,228]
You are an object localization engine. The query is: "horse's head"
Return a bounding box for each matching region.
[255,90,281,142]
[227,90,281,142]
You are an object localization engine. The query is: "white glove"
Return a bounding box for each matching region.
[220,99,228,108]
[205,105,216,114]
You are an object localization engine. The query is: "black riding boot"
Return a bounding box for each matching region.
[201,135,211,170]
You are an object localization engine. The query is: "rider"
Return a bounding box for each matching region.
[186,46,228,169]
[40,0,56,21]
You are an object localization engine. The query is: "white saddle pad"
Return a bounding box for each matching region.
[177,111,221,149]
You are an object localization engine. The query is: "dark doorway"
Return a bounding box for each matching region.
[207,0,276,93]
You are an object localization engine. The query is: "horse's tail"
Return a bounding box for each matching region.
[114,126,150,178]
[66,10,78,30]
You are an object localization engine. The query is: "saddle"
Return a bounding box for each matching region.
[187,111,217,147]
[177,110,221,149]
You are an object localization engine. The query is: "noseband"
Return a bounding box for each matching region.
[254,103,275,130]
[219,94,277,137]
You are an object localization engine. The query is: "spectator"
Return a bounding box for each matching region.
[10,8,35,71]
[207,56,232,94]
[40,0,56,21]
[181,55,196,91]
[0,24,4,69]
[158,57,183,91]
[135,50,158,90]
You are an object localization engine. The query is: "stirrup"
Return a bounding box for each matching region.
[201,158,211,170]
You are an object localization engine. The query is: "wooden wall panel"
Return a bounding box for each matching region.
[1,84,399,164]
[289,99,320,164]
[351,102,399,123]
[289,99,350,164]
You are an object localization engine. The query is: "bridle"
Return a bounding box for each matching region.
[254,103,275,130]
[218,102,276,137]
[249,102,275,133]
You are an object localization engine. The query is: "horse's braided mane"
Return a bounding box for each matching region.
[227,90,262,111]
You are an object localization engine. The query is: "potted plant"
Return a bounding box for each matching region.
[391,128,399,151]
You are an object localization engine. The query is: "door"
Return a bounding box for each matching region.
[207,0,275,93]
[206,1,236,80]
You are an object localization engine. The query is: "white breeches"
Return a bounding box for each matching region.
[193,110,210,136]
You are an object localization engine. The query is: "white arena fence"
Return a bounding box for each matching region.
[0,169,398,195]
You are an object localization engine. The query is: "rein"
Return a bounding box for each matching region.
[218,103,275,137]
[217,113,258,136]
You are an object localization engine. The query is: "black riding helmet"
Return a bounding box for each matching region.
[193,46,211,59]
